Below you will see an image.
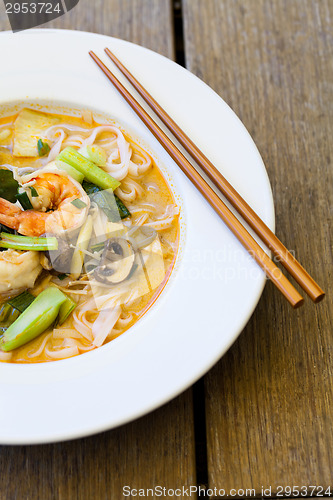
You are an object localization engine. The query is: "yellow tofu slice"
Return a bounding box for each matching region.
[13,109,60,157]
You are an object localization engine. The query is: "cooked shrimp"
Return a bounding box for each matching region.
[0,249,42,296]
[0,169,90,236]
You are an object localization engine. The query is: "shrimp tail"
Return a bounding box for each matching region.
[0,198,21,231]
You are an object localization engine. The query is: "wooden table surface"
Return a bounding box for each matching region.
[0,1,332,498]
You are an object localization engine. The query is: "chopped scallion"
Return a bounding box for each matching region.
[0,233,58,251]
[7,291,35,313]
[37,139,50,157]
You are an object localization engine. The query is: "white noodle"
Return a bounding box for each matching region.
[52,329,83,339]
[27,333,52,358]
[0,351,12,361]
[45,345,79,359]
[116,179,144,202]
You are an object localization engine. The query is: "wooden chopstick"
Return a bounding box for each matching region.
[104,48,325,305]
[89,50,304,308]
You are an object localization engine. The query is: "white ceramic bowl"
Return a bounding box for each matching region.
[0,29,274,444]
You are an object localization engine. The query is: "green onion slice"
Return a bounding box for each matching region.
[0,233,58,251]
[37,139,51,157]
[7,291,35,313]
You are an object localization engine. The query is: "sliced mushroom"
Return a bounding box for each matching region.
[43,236,75,273]
[94,238,135,285]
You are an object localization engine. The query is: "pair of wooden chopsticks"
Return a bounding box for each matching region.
[89,48,325,308]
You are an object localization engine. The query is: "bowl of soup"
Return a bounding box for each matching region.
[0,30,274,444]
[0,105,180,363]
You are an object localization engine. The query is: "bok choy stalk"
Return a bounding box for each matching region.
[46,284,77,325]
[78,145,107,166]
[0,233,58,251]
[0,304,20,334]
[57,147,120,191]
[55,160,85,183]
[58,295,77,325]
[0,287,67,351]
[0,292,36,334]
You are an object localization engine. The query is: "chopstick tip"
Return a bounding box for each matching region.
[313,291,325,304]
[293,297,305,309]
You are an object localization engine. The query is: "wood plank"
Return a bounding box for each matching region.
[0,0,174,58]
[0,2,196,498]
[0,395,196,499]
[183,0,333,493]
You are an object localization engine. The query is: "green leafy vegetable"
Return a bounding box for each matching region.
[82,181,101,196]
[57,273,68,281]
[91,190,120,222]
[0,223,15,234]
[57,147,120,191]
[15,191,33,210]
[0,169,19,203]
[37,138,50,157]
[29,186,38,197]
[71,198,87,209]
[0,233,58,251]
[0,287,67,352]
[82,181,131,220]
[114,195,131,220]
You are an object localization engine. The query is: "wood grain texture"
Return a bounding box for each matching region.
[0,395,196,499]
[183,0,332,493]
[0,2,196,499]
[0,0,174,58]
